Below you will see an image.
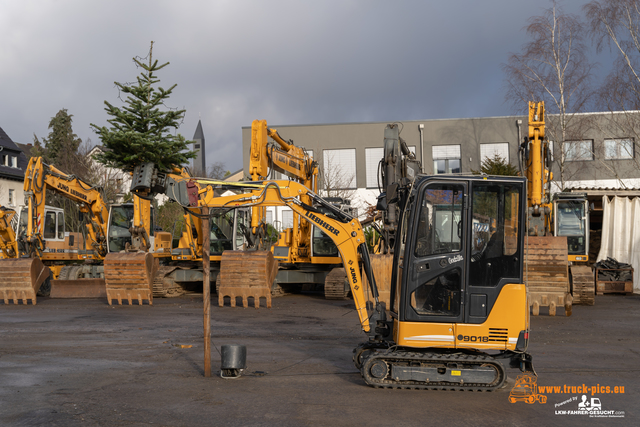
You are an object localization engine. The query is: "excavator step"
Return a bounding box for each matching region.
[0,258,50,305]
[104,252,158,305]
[218,250,278,308]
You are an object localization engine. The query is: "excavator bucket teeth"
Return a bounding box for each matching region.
[0,258,50,305]
[104,252,158,305]
[218,250,278,308]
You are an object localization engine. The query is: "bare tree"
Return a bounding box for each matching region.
[191,162,228,180]
[207,162,229,180]
[585,0,640,182]
[80,141,128,205]
[503,1,596,189]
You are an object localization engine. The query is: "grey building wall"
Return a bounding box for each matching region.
[241,112,640,190]
[242,116,525,188]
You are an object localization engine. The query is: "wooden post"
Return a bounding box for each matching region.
[202,207,211,377]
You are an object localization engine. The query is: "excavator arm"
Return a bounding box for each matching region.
[197,181,374,332]
[250,119,317,191]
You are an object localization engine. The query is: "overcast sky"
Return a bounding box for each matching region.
[0,0,600,174]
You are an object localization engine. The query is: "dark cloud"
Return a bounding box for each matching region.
[0,0,594,173]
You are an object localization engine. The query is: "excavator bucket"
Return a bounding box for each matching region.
[218,250,278,308]
[0,258,50,305]
[104,252,158,305]
[359,254,393,305]
[525,236,572,316]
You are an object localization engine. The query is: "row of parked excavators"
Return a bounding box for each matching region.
[1,111,563,390]
[0,119,363,307]
[0,104,590,314]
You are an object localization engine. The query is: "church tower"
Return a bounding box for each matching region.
[192,120,206,174]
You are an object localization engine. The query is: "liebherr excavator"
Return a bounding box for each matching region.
[108,162,533,390]
[0,157,110,304]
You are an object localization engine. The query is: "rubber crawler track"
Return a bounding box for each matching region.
[360,350,506,391]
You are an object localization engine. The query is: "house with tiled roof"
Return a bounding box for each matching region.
[0,127,29,208]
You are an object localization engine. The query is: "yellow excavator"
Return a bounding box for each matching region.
[248,120,356,298]
[519,101,592,314]
[102,164,257,304]
[112,161,534,390]
[0,157,110,304]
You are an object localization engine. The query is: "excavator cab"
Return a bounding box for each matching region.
[553,192,589,262]
[360,175,530,390]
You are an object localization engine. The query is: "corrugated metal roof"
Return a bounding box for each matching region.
[567,186,640,196]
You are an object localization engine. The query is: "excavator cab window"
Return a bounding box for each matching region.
[209,209,235,255]
[44,211,57,240]
[555,199,586,256]
[403,182,465,322]
[469,183,521,288]
[312,226,339,257]
[108,205,134,252]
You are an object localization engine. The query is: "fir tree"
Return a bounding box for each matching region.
[31,109,83,172]
[473,154,520,176]
[91,42,195,172]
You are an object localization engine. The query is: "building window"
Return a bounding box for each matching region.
[604,138,634,159]
[480,143,510,162]
[365,147,383,189]
[8,189,14,206]
[281,209,293,229]
[322,148,356,189]
[432,145,461,174]
[564,140,593,161]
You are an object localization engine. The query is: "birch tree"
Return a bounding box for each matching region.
[503,2,595,189]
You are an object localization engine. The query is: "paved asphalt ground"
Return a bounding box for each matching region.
[1,292,638,426]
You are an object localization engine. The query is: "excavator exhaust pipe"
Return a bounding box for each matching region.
[104,252,158,305]
[0,258,51,305]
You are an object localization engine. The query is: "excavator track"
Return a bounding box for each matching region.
[152,266,184,298]
[360,349,506,391]
[324,267,349,300]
